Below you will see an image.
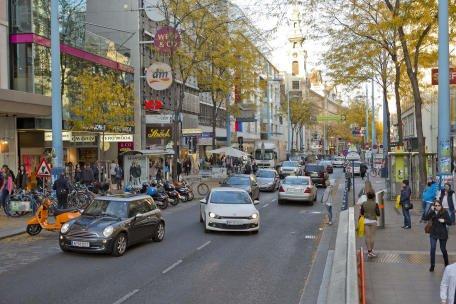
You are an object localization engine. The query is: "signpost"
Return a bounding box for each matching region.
[317,114,346,122]
[37,159,51,194]
[346,150,360,207]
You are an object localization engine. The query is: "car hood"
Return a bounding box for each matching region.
[207,203,257,217]
[71,215,121,231]
[224,184,251,192]
[282,166,298,171]
[257,177,274,185]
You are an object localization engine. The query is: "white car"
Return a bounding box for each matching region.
[200,188,260,233]
[280,161,301,176]
[332,156,345,168]
[278,176,317,204]
[346,161,361,175]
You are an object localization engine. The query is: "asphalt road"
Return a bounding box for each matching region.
[0,172,346,304]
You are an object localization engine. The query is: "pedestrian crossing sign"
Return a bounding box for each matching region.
[37,160,51,177]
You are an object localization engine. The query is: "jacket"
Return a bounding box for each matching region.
[400,185,411,205]
[82,168,94,183]
[361,199,379,221]
[424,209,452,240]
[422,184,437,203]
[440,190,456,212]
[440,263,456,304]
[322,185,333,206]
[53,177,70,195]
[16,171,28,189]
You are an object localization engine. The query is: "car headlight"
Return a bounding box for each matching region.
[251,213,258,219]
[209,212,216,218]
[103,226,114,238]
[61,222,70,234]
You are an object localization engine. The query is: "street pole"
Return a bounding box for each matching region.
[324,90,328,155]
[287,91,291,155]
[371,79,376,167]
[51,0,63,177]
[383,93,389,178]
[365,83,369,143]
[438,0,451,174]
[226,94,231,147]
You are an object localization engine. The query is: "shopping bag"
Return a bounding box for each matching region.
[395,195,401,209]
[357,216,365,237]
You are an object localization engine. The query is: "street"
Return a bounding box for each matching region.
[0,171,345,304]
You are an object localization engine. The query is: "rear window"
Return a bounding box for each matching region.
[283,177,309,185]
[283,161,299,167]
[306,165,325,172]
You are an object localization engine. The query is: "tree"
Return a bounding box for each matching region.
[281,97,313,151]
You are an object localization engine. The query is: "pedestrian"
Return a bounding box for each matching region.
[357,180,374,205]
[439,183,456,224]
[252,160,258,174]
[244,161,252,175]
[92,162,99,182]
[423,201,451,272]
[321,180,333,225]
[360,163,367,180]
[360,190,381,257]
[421,178,438,222]
[114,163,123,190]
[0,165,13,211]
[440,262,456,303]
[177,160,182,180]
[399,179,412,229]
[53,172,69,209]
[74,163,82,183]
[184,158,191,176]
[16,165,28,190]
[110,160,117,185]
[82,164,94,186]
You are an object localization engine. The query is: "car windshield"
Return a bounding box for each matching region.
[306,165,325,172]
[335,157,344,161]
[210,191,252,204]
[283,161,299,167]
[255,150,275,160]
[256,170,275,178]
[226,176,250,185]
[83,200,128,218]
[283,177,309,185]
[319,161,331,166]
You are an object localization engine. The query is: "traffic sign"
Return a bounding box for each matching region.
[37,160,51,177]
[317,114,345,122]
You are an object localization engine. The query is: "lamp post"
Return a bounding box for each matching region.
[287,91,291,155]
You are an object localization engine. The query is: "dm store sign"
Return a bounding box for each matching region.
[146,62,173,90]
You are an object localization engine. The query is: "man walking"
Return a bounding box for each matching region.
[53,173,70,209]
[82,164,94,186]
[440,263,456,304]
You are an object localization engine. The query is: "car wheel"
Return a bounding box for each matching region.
[152,221,165,242]
[199,211,203,223]
[111,233,128,257]
[313,194,317,202]
[26,224,42,236]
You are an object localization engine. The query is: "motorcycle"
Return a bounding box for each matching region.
[173,180,194,202]
[141,183,169,210]
[26,198,81,236]
[162,180,182,206]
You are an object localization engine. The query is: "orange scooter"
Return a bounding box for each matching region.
[26,198,81,236]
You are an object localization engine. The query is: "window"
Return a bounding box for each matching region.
[140,199,153,212]
[292,80,300,90]
[128,201,142,217]
[292,61,299,76]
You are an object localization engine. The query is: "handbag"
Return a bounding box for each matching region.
[424,222,432,234]
[395,195,401,209]
[357,216,365,237]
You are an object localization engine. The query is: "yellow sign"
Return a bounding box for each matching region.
[147,128,171,138]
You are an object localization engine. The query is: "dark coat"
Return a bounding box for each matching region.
[424,209,452,240]
[82,168,94,183]
[53,176,70,195]
[440,189,455,211]
[400,185,412,206]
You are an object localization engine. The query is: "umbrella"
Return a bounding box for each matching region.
[207,147,249,158]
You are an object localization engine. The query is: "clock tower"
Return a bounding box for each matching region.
[287,3,307,78]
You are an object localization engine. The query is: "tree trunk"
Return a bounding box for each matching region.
[212,104,217,150]
[172,85,184,182]
[392,55,403,144]
[382,79,391,152]
[291,126,295,151]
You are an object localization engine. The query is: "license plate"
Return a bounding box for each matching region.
[288,188,299,193]
[311,173,318,177]
[71,241,90,248]
[226,220,241,225]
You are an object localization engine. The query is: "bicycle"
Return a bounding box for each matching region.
[67,182,95,209]
[184,178,210,197]
[370,167,379,177]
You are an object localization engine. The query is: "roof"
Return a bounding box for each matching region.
[95,193,151,201]
[210,187,247,192]
[257,168,277,172]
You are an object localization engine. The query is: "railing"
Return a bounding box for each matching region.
[358,248,366,304]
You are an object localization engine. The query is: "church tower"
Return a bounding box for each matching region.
[287,2,307,79]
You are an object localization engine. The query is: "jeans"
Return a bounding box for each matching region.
[402,204,411,227]
[422,202,432,220]
[326,205,333,223]
[430,236,449,267]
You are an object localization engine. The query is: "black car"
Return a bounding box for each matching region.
[302,164,329,187]
[221,174,260,200]
[59,194,165,256]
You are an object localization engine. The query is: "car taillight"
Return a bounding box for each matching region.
[279,186,285,192]
[319,171,324,177]
[304,187,311,193]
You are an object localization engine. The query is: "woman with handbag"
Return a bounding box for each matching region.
[423,201,451,272]
[439,183,456,224]
[400,179,412,229]
[360,191,380,257]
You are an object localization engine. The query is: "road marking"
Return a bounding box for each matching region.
[262,203,270,208]
[305,235,316,239]
[299,210,322,214]
[112,289,139,304]
[197,241,211,251]
[311,211,322,214]
[162,259,183,274]
[271,198,277,203]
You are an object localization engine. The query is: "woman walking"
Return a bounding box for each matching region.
[439,183,456,224]
[360,191,380,257]
[16,165,28,190]
[74,164,82,183]
[423,201,451,272]
[400,179,412,229]
[321,180,333,225]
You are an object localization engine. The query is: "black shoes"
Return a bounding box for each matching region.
[430,265,435,272]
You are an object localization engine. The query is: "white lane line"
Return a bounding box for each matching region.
[271,198,277,203]
[262,203,270,208]
[112,289,140,304]
[197,241,211,251]
[162,259,183,274]
[305,235,316,239]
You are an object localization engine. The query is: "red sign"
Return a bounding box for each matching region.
[431,68,456,85]
[36,159,51,177]
[144,100,163,111]
[154,26,181,53]
[118,142,134,153]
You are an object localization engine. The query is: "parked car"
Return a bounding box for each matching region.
[278,176,317,204]
[256,169,280,192]
[200,188,260,233]
[319,160,334,174]
[59,194,165,256]
[221,174,260,200]
[302,164,328,187]
[332,156,345,168]
[279,161,301,177]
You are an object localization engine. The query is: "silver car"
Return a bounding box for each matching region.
[256,169,280,192]
[280,161,301,176]
[278,176,317,205]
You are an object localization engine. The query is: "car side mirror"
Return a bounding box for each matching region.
[253,200,260,205]
[200,198,207,204]
[134,213,143,220]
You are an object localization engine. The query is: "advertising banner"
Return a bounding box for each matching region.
[394,156,407,182]
[154,26,181,53]
[123,154,149,187]
[146,62,173,90]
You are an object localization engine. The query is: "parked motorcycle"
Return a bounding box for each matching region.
[173,180,194,202]
[141,183,169,210]
[162,180,182,206]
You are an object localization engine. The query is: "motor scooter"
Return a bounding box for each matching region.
[141,183,169,210]
[162,181,182,206]
[26,198,81,236]
[173,181,194,202]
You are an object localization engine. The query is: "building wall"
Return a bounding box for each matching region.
[0,0,8,89]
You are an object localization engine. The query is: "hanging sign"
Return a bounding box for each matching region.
[146,62,173,90]
[103,134,134,142]
[154,26,181,53]
[118,142,134,153]
[144,0,165,22]
[36,159,51,177]
[145,114,172,124]
[144,99,164,111]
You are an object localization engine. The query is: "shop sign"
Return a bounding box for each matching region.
[154,26,181,53]
[201,132,213,138]
[145,114,172,124]
[146,127,172,138]
[72,135,96,143]
[144,99,164,111]
[182,128,202,135]
[103,134,134,142]
[431,68,456,85]
[144,0,165,22]
[45,131,72,141]
[146,62,173,90]
[198,137,212,145]
[118,142,134,153]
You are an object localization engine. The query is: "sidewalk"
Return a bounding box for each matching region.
[0,213,30,240]
[359,176,456,304]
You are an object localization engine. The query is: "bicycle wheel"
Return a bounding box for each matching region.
[197,183,210,196]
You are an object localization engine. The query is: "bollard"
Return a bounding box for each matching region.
[376,190,385,228]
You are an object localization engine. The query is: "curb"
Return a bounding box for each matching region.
[0,228,26,241]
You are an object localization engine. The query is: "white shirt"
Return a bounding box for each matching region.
[322,186,333,206]
[440,192,456,209]
[441,264,456,303]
